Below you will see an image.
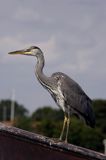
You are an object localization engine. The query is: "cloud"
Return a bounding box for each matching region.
[38,36,60,63]
[0,0,106,112]
[14,7,40,22]
[0,36,27,64]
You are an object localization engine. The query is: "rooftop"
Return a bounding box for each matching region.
[0,123,106,160]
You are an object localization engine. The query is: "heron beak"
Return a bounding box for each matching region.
[8,50,32,56]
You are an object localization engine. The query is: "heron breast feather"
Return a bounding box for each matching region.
[46,81,65,112]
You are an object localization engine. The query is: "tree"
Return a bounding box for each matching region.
[0,99,105,152]
[68,118,104,152]
[31,106,64,121]
[15,116,32,131]
[93,99,106,134]
[0,99,29,121]
[31,101,106,152]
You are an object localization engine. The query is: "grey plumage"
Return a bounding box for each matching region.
[8,46,95,142]
[51,72,95,128]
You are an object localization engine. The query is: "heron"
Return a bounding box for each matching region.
[8,46,95,142]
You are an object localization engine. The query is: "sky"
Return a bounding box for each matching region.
[0,0,106,112]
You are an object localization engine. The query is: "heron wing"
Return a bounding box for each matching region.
[52,72,95,127]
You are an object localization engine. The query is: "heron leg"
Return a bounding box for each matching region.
[59,115,67,141]
[65,117,70,143]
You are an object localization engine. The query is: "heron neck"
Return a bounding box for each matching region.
[35,54,52,88]
[36,54,44,73]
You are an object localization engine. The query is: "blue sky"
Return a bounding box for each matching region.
[0,0,106,112]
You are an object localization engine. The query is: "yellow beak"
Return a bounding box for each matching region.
[8,50,31,55]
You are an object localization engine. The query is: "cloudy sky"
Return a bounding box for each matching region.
[0,0,106,112]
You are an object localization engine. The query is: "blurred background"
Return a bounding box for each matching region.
[0,0,106,153]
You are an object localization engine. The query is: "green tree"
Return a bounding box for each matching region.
[31,101,106,152]
[32,106,64,121]
[31,106,64,138]
[1,99,105,152]
[93,99,106,134]
[68,118,104,152]
[15,116,32,131]
[0,99,28,121]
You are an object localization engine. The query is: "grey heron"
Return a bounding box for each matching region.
[8,46,95,142]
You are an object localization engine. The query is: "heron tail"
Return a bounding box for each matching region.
[85,99,96,128]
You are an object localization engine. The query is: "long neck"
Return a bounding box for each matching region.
[35,54,45,78]
[35,54,53,89]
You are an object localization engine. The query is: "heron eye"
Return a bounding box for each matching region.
[55,76,60,81]
[27,49,31,52]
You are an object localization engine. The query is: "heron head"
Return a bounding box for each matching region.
[8,46,42,57]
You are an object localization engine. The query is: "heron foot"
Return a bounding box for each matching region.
[51,137,63,143]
